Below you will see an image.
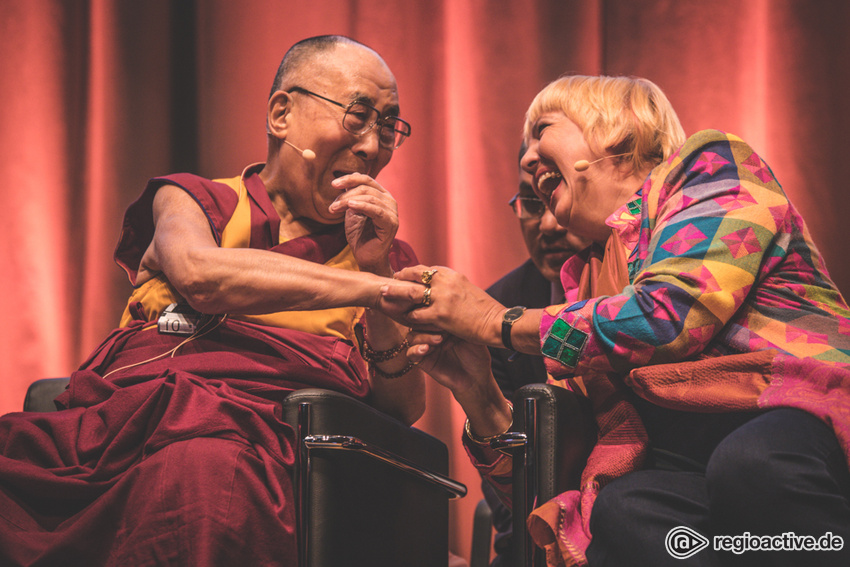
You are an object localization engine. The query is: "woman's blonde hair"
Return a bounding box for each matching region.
[523,75,686,174]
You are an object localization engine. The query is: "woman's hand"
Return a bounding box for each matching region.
[381,265,507,348]
[406,331,512,440]
[405,332,493,395]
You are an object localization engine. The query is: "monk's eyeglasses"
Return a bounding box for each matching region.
[287,87,412,150]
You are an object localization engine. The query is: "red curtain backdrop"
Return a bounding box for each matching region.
[2,0,848,561]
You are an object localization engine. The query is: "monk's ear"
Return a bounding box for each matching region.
[266,90,293,138]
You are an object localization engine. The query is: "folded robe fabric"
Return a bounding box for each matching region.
[0,315,376,565]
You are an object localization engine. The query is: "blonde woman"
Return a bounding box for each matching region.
[382,75,850,566]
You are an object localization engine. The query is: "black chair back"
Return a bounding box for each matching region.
[23,377,70,412]
[284,388,465,567]
[510,383,595,567]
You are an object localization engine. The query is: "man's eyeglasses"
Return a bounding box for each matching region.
[509,194,546,219]
[287,87,412,150]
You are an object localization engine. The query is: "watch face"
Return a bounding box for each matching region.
[504,306,526,322]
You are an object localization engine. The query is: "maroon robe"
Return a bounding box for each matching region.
[0,167,416,566]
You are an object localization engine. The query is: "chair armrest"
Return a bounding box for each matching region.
[301,434,467,498]
[281,388,466,498]
[282,388,466,567]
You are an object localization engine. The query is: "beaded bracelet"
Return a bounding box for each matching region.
[361,334,409,363]
[372,360,417,380]
[464,401,514,445]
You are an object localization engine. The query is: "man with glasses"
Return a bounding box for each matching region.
[0,35,425,566]
[487,144,587,399]
[482,144,587,566]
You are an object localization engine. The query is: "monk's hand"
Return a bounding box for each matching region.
[374,279,427,323]
[383,265,506,346]
[329,173,398,277]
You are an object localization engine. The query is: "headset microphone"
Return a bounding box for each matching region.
[573,153,628,172]
[284,140,316,161]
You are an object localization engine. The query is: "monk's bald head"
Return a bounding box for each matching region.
[269,35,390,99]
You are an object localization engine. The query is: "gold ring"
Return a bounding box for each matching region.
[421,268,438,285]
[421,287,432,307]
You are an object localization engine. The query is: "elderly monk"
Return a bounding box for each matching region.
[0,35,426,566]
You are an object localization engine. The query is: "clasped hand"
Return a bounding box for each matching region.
[378,265,505,346]
[373,265,500,393]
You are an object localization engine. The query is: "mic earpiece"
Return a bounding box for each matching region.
[573,159,593,172]
[284,140,316,161]
[573,153,628,172]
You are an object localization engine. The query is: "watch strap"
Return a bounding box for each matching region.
[501,306,526,351]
